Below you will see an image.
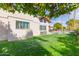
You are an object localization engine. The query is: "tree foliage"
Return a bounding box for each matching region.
[0,3,79,19]
[66,19,75,26]
[66,19,79,30]
[53,23,62,30]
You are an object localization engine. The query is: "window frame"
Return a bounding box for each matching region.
[40,25,46,30]
[39,19,47,23]
[16,20,30,29]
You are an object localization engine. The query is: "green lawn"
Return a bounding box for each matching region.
[0,33,79,56]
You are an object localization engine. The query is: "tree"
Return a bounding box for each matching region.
[53,23,62,30]
[66,19,74,30]
[66,19,79,30]
[0,3,79,19]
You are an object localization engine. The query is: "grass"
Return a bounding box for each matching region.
[0,33,79,56]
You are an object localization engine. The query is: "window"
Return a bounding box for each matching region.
[39,19,43,22]
[39,19,47,23]
[16,21,29,29]
[40,25,47,35]
[44,20,46,23]
[40,25,46,30]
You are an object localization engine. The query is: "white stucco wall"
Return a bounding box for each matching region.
[0,17,8,41]
[0,9,49,41]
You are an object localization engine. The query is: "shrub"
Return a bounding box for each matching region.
[75,28,79,35]
[74,28,79,44]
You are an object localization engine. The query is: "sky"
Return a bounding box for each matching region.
[49,8,79,26]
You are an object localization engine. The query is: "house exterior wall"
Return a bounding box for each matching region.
[0,9,49,41]
[0,17,8,41]
[39,22,49,34]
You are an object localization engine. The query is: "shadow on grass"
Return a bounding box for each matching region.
[0,37,51,56]
[32,37,48,42]
[0,33,79,56]
[57,33,79,56]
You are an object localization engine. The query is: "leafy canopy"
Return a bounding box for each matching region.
[66,19,79,30]
[53,23,62,30]
[0,3,79,19]
[66,19,79,26]
[66,19,75,26]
